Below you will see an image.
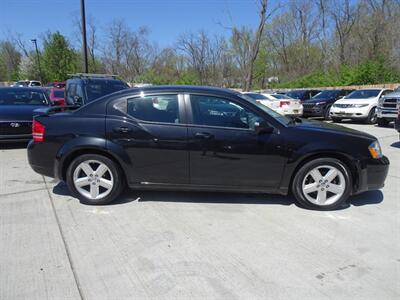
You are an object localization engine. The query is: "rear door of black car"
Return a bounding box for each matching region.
[106,93,189,184]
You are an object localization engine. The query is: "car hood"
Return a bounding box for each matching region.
[294,118,375,140]
[0,105,46,121]
[335,97,377,104]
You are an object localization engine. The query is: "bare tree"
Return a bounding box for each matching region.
[329,0,357,64]
[243,0,268,91]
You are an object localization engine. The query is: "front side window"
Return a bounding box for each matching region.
[127,94,180,124]
[190,95,263,129]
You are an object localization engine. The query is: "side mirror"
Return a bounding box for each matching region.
[254,121,274,135]
[73,96,83,106]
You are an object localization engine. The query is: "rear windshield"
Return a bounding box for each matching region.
[0,89,48,105]
[244,93,268,100]
[286,91,306,99]
[54,90,64,98]
[85,80,129,102]
[270,94,292,100]
[345,89,381,99]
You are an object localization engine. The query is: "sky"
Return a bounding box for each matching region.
[0,0,266,49]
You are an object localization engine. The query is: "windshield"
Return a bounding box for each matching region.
[244,93,268,100]
[345,89,380,99]
[239,94,292,126]
[15,81,29,86]
[312,90,340,99]
[85,80,129,102]
[0,89,48,105]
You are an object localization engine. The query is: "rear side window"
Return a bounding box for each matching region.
[127,94,180,124]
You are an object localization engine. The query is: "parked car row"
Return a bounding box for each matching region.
[244,87,399,127]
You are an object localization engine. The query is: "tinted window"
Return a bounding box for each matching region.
[30,82,41,86]
[0,89,48,105]
[85,80,129,102]
[286,91,306,99]
[270,94,292,100]
[54,90,64,98]
[127,94,180,124]
[312,90,340,99]
[345,89,381,99]
[190,95,263,129]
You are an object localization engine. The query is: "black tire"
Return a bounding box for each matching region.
[377,118,389,127]
[323,105,332,120]
[292,158,352,210]
[365,107,377,124]
[331,117,342,123]
[66,154,125,205]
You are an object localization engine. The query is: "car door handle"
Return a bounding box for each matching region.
[194,132,213,139]
[114,126,132,133]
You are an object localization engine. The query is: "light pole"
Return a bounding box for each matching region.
[80,0,89,73]
[30,39,43,83]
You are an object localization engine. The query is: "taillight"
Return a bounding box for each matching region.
[32,120,45,142]
[280,100,290,107]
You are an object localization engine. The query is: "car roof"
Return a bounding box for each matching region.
[114,85,241,97]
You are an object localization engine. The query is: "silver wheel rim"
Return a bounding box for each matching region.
[302,165,346,206]
[73,160,114,200]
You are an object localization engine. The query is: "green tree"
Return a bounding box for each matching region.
[0,41,21,81]
[42,32,78,82]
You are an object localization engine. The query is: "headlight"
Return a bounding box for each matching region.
[368,140,383,159]
[316,102,326,106]
[350,104,369,108]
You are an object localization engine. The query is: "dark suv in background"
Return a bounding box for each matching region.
[285,90,321,102]
[65,73,129,106]
[302,89,354,120]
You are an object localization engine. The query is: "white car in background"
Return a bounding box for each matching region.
[243,92,303,117]
[11,80,42,87]
[330,88,393,124]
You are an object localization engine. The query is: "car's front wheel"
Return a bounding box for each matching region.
[66,154,124,205]
[292,158,352,210]
[365,107,378,124]
[377,118,389,127]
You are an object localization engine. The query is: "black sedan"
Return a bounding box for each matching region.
[302,89,354,119]
[27,86,389,210]
[0,87,51,142]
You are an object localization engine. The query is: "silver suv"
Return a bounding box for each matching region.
[377,87,399,127]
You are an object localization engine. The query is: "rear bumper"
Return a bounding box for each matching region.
[27,141,56,178]
[354,156,390,194]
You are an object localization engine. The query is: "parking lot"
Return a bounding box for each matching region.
[0,122,399,299]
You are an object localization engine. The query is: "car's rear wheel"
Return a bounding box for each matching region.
[66,154,124,205]
[331,117,342,123]
[365,107,377,124]
[377,118,389,127]
[292,158,352,210]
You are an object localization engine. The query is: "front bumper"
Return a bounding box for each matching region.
[376,107,397,120]
[330,106,369,119]
[354,156,390,194]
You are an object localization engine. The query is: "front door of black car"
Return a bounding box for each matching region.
[106,93,189,184]
[186,94,286,188]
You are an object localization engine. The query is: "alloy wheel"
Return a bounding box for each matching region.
[301,165,346,206]
[72,160,114,200]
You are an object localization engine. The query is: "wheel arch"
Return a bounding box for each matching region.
[285,152,359,195]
